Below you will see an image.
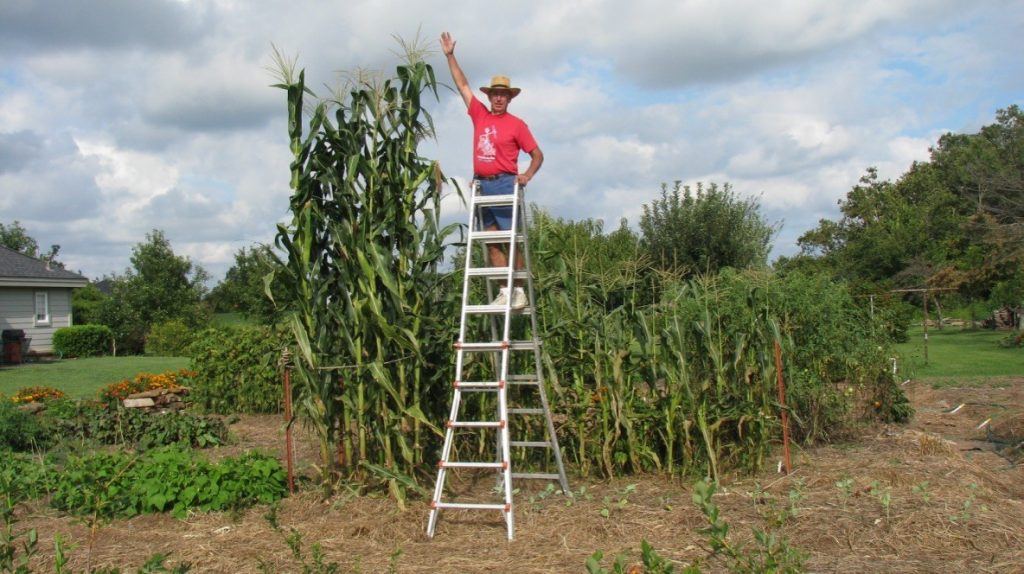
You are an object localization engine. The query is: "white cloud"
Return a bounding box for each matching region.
[1,0,1021,280]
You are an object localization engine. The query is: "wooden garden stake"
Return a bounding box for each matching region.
[773,340,792,474]
[282,352,296,494]
[922,289,930,364]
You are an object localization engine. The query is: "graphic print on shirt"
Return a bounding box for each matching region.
[476,126,497,163]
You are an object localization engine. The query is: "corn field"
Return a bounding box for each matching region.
[272,56,909,501]
[272,53,459,502]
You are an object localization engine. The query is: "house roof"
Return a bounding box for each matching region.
[0,245,88,288]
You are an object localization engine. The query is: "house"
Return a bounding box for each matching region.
[0,246,88,354]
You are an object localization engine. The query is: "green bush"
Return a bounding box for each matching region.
[0,452,55,504]
[146,319,195,357]
[0,401,51,451]
[52,324,112,357]
[188,326,283,414]
[44,446,286,519]
[45,401,228,450]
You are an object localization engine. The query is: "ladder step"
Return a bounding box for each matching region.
[507,374,540,381]
[469,230,517,243]
[466,267,530,280]
[454,381,502,390]
[472,194,517,207]
[464,304,532,315]
[447,421,504,428]
[510,441,551,448]
[433,501,510,511]
[511,472,561,480]
[509,408,544,415]
[457,340,540,352]
[440,461,506,469]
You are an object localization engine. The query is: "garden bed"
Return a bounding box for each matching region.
[8,378,1024,572]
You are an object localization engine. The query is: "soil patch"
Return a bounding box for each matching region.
[14,379,1024,573]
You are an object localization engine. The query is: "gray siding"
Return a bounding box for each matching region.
[0,287,73,352]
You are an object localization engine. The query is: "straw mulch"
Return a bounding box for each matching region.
[17,380,1024,573]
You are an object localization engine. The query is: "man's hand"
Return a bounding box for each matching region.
[440,32,456,56]
[441,31,472,107]
[518,148,543,187]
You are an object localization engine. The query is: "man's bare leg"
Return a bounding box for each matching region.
[486,224,524,275]
[486,224,526,309]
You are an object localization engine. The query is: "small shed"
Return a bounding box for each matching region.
[0,246,88,354]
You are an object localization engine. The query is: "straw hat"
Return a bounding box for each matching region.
[480,75,521,98]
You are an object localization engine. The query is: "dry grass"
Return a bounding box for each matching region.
[14,380,1024,573]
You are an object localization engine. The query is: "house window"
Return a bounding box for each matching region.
[34,291,50,326]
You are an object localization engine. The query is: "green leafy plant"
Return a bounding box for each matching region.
[45,402,227,450]
[599,483,637,518]
[283,528,341,574]
[188,326,283,414]
[869,481,893,521]
[691,478,806,573]
[146,319,194,357]
[564,484,592,507]
[44,447,286,520]
[270,43,459,499]
[0,490,38,574]
[835,477,854,508]
[951,482,982,524]
[0,401,51,451]
[53,324,113,358]
[912,481,931,504]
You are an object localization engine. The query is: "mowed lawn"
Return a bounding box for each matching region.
[0,356,190,399]
[895,325,1023,385]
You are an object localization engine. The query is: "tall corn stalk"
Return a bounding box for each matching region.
[270,50,459,501]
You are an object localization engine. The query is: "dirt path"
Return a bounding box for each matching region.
[17,380,1024,573]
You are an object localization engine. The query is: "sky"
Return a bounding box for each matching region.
[1,0,1022,283]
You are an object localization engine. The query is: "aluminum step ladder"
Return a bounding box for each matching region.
[426,179,570,541]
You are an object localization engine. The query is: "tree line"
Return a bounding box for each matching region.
[4,104,1018,354]
[782,105,1024,315]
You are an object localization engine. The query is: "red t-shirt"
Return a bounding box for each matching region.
[468,96,538,177]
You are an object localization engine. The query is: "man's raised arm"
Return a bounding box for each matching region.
[440,32,473,109]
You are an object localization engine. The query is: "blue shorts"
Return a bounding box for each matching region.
[477,174,516,230]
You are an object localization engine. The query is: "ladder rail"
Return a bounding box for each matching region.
[517,195,571,494]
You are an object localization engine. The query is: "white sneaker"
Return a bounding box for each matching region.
[490,287,509,306]
[510,287,528,310]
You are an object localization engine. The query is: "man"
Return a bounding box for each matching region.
[441,31,543,309]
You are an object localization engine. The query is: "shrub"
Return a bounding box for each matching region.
[45,402,228,450]
[10,386,65,404]
[189,326,283,414]
[52,324,112,357]
[47,447,286,519]
[98,369,195,404]
[0,401,51,451]
[146,319,194,357]
[0,451,55,503]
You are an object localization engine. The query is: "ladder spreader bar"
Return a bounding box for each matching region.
[472,194,517,207]
[433,501,511,511]
[463,304,533,315]
[457,340,539,351]
[511,472,561,480]
[510,441,551,448]
[447,420,505,428]
[469,230,515,242]
[440,461,507,469]
[454,381,504,389]
[466,267,530,279]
